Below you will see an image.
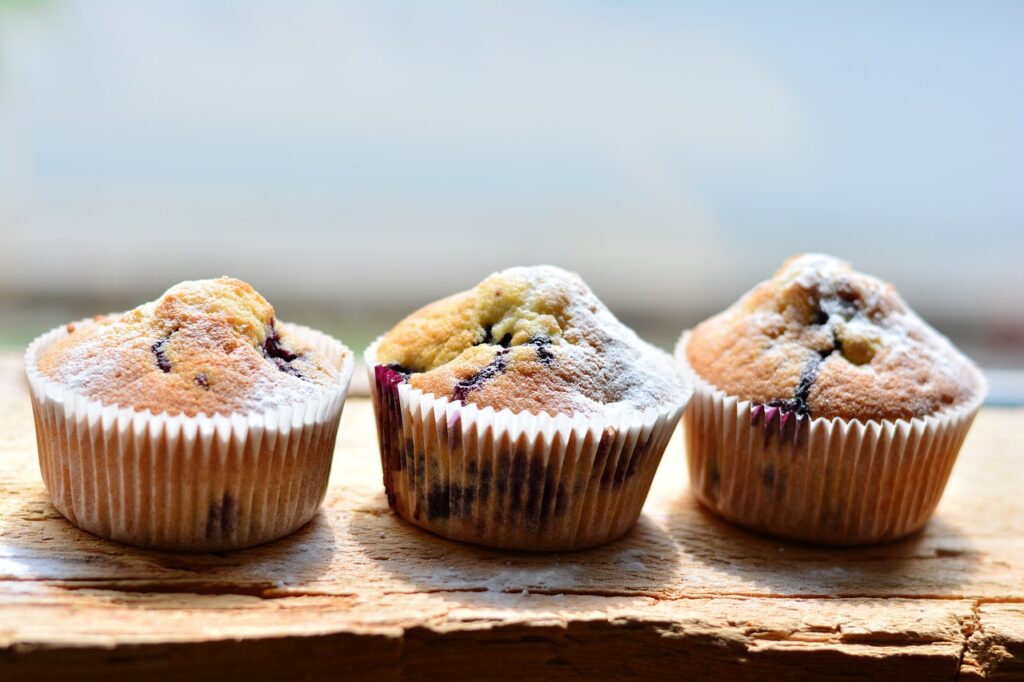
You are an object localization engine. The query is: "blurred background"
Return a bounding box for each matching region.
[1,1,1021,400]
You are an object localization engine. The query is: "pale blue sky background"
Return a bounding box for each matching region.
[0,1,1021,366]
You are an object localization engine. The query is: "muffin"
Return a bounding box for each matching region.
[678,254,985,545]
[366,265,691,551]
[25,277,354,551]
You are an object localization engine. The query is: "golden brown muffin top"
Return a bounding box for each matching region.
[375,265,684,417]
[36,277,344,416]
[686,254,983,421]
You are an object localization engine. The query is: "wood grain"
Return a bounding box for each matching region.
[0,353,1021,680]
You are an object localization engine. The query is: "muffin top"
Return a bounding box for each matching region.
[685,254,982,421]
[36,277,344,416]
[375,265,684,417]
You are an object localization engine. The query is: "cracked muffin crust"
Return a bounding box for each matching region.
[375,265,684,417]
[686,254,982,422]
[37,277,343,416]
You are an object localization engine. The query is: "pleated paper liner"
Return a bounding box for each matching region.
[365,339,691,551]
[25,320,355,552]
[675,332,986,545]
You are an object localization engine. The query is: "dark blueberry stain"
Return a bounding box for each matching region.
[194,373,209,389]
[453,481,476,518]
[762,465,788,497]
[495,452,510,505]
[447,412,462,452]
[413,449,426,516]
[553,482,568,518]
[480,324,513,348]
[452,348,511,403]
[385,363,414,378]
[624,439,649,480]
[427,483,451,520]
[776,472,788,497]
[524,454,545,519]
[811,308,830,326]
[765,343,839,419]
[416,452,569,527]
[591,429,615,483]
[448,482,463,518]
[708,463,721,491]
[614,438,649,488]
[529,335,555,365]
[263,326,304,378]
[478,461,492,505]
[206,493,237,538]
[540,474,560,521]
[550,483,567,520]
[403,439,415,471]
[767,357,819,418]
[151,337,172,373]
[509,451,528,514]
[823,509,845,531]
[263,330,297,362]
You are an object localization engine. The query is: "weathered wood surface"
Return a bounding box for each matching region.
[0,352,1021,680]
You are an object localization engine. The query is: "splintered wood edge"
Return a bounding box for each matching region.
[0,592,984,681]
[0,355,1022,680]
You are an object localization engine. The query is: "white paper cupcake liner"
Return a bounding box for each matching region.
[365,339,691,551]
[25,319,355,551]
[675,332,986,545]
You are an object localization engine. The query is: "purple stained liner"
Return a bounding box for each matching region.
[374,364,409,510]
[751,403,808,447]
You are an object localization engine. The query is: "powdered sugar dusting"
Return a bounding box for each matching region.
[36,278,343,416]
[693,253,983,420]
[502,265,683,413]
[772,254,965,373]
[381,265,686,416]
[43,321,127,395]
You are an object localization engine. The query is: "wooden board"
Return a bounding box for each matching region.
[1,352,1022,680]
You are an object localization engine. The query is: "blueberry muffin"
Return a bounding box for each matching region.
[26,277,354,551]
[678,254,985,545]
[368,265,690,551]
